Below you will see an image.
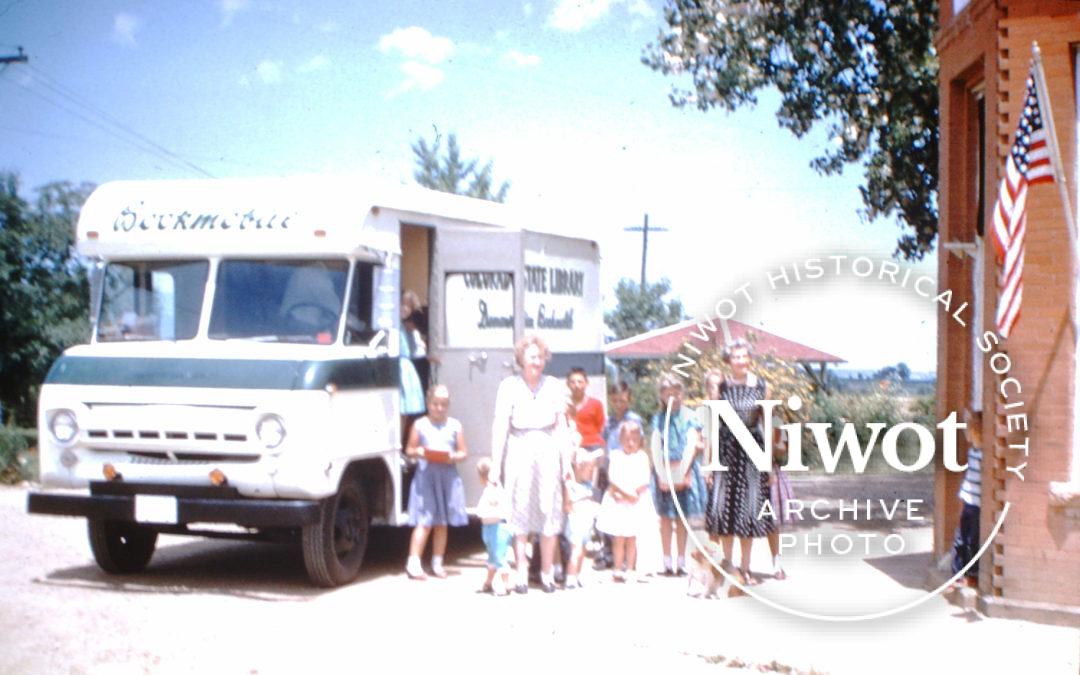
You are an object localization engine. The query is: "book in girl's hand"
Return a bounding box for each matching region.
[423,447,452,464]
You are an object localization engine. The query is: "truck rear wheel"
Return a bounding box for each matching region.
[302,476,370,587]
[88,519,158,574]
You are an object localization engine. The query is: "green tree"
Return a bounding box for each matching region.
[605,277,687,400]
[874,365,898,381]
[605,277,686,342]
[896,361,911,381]
[412,130,510,202]
[0,174,92,426]
[644,1,939,259]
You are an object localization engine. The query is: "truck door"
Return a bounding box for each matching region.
[429,227,523,504]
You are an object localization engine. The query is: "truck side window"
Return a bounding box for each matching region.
[97,260,208,342]
[344,261,376,346]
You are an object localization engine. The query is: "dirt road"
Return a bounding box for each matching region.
[2,483,1076,675]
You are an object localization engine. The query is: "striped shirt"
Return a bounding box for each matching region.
[958,447,982,507]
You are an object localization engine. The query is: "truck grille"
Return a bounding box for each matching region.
[87,429,249,443]
[124,451,261,465]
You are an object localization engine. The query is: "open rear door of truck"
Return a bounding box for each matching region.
[429,227,523,503]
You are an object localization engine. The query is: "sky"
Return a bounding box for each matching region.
[0,0,939,371]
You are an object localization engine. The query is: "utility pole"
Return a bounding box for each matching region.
[624,213,668,290]
[0,46,28,65]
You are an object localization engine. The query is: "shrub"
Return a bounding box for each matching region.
[802,391,933,474]
[0,427,36,484]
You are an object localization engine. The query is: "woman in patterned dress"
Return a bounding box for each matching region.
[490,334,571,594]
[705,340,775,585]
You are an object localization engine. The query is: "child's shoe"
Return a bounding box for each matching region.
[405,559,427,580]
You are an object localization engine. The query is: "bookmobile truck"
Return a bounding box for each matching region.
[27,176,604,587]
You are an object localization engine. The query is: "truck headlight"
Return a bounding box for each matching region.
[49,409,79,445]
[256,414,286,450]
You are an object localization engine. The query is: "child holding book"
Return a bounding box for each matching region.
[596,418,652,582]
[404,384,468,580]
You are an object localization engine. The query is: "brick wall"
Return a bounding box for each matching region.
[938,1,1080,616]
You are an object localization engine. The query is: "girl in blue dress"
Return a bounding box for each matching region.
[404,384,469,580]
[650,373,705,576]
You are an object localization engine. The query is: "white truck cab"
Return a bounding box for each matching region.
[28,176,604,587]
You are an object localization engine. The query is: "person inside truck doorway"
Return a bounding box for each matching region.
[401,290,431,395]
[491,335,571,594]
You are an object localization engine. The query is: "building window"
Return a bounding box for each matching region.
[971,87,986,413]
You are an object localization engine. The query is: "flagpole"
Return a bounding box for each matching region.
[1032,42,1080,482]
[1032,43,1076,233]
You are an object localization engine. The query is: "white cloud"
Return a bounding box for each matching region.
[627,0,655,18]
[548,0,655,31]
[387,61,445,97]
[523,2,534,16]
[505,50,541,68]
[318,20,340,33]
[220,0,250,26]
[377,26,454,64]
[297,55,331,73]
[548,0,613,31]
[112,13,140,48]
[256,60,284,84]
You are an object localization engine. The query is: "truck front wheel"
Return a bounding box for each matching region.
[302,475,370,587]
[88,519,158,574]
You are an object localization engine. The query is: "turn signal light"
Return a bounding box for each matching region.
[209,468,228,486]
[102,463,121,481]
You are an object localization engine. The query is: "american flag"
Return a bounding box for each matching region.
[992,71,1055,339]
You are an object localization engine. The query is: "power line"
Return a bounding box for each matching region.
[0,71,208,177]
[0,52,215,178]
[25,63,214,178]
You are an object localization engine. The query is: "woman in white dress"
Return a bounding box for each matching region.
[491,335,571,594]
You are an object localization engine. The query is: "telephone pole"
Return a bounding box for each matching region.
[624,213,668,290]
[0,46,28,65]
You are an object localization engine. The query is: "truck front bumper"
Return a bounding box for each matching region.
[28,481,322,528]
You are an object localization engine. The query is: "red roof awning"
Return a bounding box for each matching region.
[604,318,844,364]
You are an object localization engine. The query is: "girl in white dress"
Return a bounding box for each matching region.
[595,418,652,582]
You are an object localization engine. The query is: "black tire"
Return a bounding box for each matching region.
[87,519,158,574]
[302,475,370,587]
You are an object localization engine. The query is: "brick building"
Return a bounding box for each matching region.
[936,0,1080,625]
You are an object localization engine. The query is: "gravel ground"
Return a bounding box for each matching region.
[2,482,1077,675]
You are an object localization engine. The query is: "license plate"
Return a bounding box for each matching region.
[134,495,178,524]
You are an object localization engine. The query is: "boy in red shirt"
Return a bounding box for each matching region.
[568,367,605,457]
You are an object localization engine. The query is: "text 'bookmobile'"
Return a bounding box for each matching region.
[27,176,604,587]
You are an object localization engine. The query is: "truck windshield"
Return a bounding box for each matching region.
[209,259,348,343]
[97,260,208,342]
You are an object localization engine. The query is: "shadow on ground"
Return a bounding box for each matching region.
[863,550,933,591]
[36,521,486,600]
